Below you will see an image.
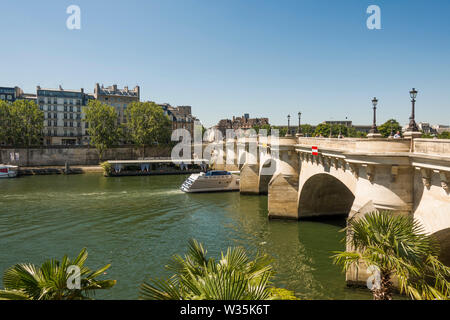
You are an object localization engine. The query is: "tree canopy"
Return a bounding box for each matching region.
[378,119,402,138]
[0,100,44,146]
[125,102,172,151]
[84,100,121,159]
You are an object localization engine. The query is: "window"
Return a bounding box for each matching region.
[40,105,43,111]
[0,94,5,100]
[53,121,57,127]
[64,121,67,127]
[85,122,89,128]
[70,113,73,119]
[64,106,67,112]
[54,129,57,136]
[70,122,73,127]
[48,130,52,136]
[48,120,52,126]
[69,106,73,112]
[54,113,57,119]
[54,105,57,111]
[64,113,67,119]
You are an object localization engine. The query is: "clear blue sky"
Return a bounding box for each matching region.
[1,0,449,127]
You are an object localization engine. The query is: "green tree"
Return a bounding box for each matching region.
[0,100,10,145]
[84,100,121,160]
[300,124,314,137]
[0,100,44,147]
[333,211,450,300]
[140,239,298,300]
[126,102,172,157]
[378,119,402,138]
[313,123,330,137]
[438,132,450,139]
[0,248,116,300]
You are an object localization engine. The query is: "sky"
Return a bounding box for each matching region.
[1,0,449,128]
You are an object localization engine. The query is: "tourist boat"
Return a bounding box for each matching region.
[0,165,19,178]
[180,170,240,193]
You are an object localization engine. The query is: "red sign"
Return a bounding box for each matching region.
[312,146,319,156]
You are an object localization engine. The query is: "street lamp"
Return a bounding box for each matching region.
[369,97,379,134]
[407,88,419,132]
[286,114,291,136]
[298,112,302,133]
[368,97,382,138]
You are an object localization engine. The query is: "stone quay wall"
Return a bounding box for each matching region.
[0,145,173,167]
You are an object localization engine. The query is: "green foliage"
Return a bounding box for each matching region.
[314,123,331,137]
[100,161,112,176]
[125,102,172,154]
[84,100,121,159]
[300,124,314,137]
[378,119,402,138]
[0,100,44,146]
[333,211,450,300]
[438,132,450,139]
[140,239,296,300]
[0,248,116,300]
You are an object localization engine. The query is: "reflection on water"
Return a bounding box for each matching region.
[0,174,372,299]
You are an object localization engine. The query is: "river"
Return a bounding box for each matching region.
[0,173,372,299]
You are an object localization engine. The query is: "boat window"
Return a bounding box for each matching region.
[205,171,231,176]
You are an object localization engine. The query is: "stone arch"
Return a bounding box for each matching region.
[298,173,356,219]
[431,228,450,267]
[258,157,277,194]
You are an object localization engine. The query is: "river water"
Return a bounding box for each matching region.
[0,174,372,299]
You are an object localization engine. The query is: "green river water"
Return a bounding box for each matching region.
[0,173,373,299]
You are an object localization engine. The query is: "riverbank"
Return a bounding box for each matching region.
[18,165,103,176]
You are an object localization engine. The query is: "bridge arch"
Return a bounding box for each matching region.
[298,173,356,219]
[258,157,277,194]
[431,228,450,267]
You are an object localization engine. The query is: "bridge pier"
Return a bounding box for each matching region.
[268,137,300,219]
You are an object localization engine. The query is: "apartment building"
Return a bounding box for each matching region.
[37,86,92,145]
[94,83,140,124]
[159,103,197,136]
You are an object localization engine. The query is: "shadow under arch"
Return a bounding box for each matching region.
[238,152,247,170]
[431,228,450,267]
[298,173,355,219]
[258,157,277,194]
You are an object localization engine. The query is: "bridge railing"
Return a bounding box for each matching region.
[413,139,450,157]
[295,137,411,154]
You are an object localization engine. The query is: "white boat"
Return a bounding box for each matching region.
[181,170,240,193]
[0,164,18,178]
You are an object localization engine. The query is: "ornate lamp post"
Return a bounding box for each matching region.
[296,111,303,137]
[404,88,421,139]
[408,88,419,131]
[286,114,291,136]
[368,97,382,138]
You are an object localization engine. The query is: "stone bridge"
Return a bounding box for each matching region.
[211,136,450,283]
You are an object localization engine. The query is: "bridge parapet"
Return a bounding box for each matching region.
[413,138,450,156]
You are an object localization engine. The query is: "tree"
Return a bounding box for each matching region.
[438,132,450,139]
[0,248,116,300]
[0,100,10,145]
[313,123,330,137]
[140,239,298,300]
[333,211,450,300]
[0,100,44,146]
[125,102,172,157]
[378,119,402,138]
[84,100,121,160]
[300,124,314,137]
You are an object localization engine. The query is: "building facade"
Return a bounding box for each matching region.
[94,84,140,124]
[37,86,92,145]
[159,103,196,136]
[215,114,270,136]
